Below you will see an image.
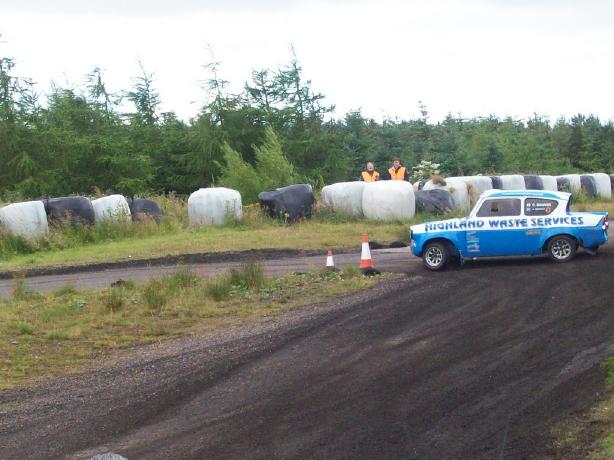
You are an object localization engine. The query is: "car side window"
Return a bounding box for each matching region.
[524,198,559,216]
[476,199,521,217]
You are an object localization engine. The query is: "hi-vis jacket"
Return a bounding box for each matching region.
[409,190,608,258]
[361,171,380,182]
[388,166,408,181]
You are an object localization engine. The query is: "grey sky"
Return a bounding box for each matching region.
[1,0,614,122]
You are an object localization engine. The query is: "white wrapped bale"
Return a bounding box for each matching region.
[448,176,493,195]
[590,173,612,200]
[500,175,525,190]
[91,195,131,223]
[0,201,48,238]
[321,182,365,217]
[556,174,581,193]
[424,178,470,211]
[362,181,416,221]
[188,187,242,226]
[539,175,558,191]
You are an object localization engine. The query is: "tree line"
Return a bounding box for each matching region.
[1,52,613,203]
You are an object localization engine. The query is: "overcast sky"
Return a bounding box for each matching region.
[1,0,613,122]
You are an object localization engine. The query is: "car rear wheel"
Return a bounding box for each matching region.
[423,241,450,271]
[547,235,577,263]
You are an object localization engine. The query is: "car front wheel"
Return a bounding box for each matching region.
[547,235,577,263]
[422,241,450,271]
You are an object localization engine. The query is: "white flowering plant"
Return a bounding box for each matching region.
[411,160,441,182]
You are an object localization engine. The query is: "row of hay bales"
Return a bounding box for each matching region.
[322,172,614,220]
[2,172,612,237]
[422,173,612,211]
[0,195,162,238]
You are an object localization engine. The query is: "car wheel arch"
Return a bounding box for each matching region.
[541,233,580,253]
[421,237,459,257]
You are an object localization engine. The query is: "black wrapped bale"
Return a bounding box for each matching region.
[490,176,503,189]
[258,184,315,221]
[129,198,163,223]
[609,174,614,193]
[523,175,543,190]
[44,196,95,227]
[556,176,571,191]
[580,175,597,197]
[415,189,455,215]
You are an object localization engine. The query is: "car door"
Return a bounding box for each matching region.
[467,197,525,256]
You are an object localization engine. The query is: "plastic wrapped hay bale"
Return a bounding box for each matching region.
[188,187,242,226]
[415,189,454,215]
[0,201,48,238]
[448,176,493,195]
[500,175,525,190]
[539,175,558,191]
[258,184,315,221]
[423,178,470,211]
[92,195,131,223]
[320,181,365,217]
[129,198,163,223]
[523,175,543,190]
[362,181,415,221]
[556,174,581,193]
[589,173,612,200]
[44,196,95,227]
[490,176,503,189]
[580,175,598,197]
[609,174,614,193]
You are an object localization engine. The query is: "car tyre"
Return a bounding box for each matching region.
[423,241,450,271]
[547,235,577,263]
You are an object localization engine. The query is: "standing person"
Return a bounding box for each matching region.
[360,162,380,182]
[385,158,410,181]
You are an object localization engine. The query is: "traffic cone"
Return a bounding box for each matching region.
[360,233,373,269]
[326,249,336,270]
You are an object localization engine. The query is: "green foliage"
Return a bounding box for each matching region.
[0,53,613,202]
[142,278,168,312]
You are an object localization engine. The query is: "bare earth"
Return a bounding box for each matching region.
[0,239,613,459]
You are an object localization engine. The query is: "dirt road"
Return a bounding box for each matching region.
[0,247,414,298]
[1,241,613,459]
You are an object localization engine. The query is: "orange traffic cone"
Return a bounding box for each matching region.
[360,233,373,269]
[326,249,335,269]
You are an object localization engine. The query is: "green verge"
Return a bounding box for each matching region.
[0,263,385,390]
[550,355,614,459]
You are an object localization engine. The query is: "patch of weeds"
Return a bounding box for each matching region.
[103,287,125,313]
[229,260,267,290]
[142,278,168,312]
[7,320,33,335]
[205,275,233,301]
[146,324,171,337]
[12,277,29,300]
[53,285,77,297]
[341,266,361,278]
[69,299,87,310]
[46,330,69,341]
[166,267,199,292]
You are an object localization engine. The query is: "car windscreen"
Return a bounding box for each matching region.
[476,198,521,217]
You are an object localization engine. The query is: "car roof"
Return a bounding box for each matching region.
[481,189,570,200]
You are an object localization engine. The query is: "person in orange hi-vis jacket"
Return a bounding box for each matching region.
[360,162,380,182]
[385,158,410,181]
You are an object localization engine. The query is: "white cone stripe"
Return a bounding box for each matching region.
[361,242,372,260]
[326,255,334,267]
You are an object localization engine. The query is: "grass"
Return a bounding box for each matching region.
[0,263,385,389]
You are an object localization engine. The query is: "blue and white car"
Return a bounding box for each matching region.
[409,190,609,270]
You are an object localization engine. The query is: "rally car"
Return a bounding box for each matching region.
[409,190,609,271]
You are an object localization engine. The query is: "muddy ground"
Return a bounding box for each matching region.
[0,243,613,459]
